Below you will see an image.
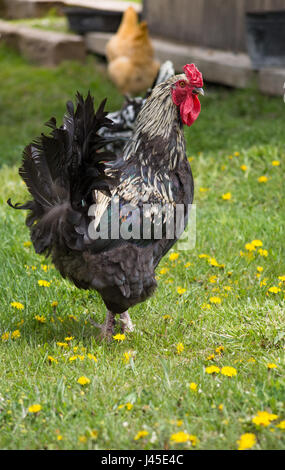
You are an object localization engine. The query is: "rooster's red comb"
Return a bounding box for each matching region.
[184,64,203,88]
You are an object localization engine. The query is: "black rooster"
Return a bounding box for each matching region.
[9,63,204,340]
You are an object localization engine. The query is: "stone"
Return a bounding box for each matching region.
[85,32,255,89]
[258,68,285,96]
[0,20,86,66]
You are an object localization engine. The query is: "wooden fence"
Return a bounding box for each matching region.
[143,0,285,52]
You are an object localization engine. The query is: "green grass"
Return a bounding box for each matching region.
[0,44,284,450]
[10,16,70,34]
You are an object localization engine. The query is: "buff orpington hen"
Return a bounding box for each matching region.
[106,6,160,96]
[8,64,204,340]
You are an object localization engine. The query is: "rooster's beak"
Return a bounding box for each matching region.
[193,87,204,96]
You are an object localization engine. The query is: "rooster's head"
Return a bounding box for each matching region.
[171,64,204,127]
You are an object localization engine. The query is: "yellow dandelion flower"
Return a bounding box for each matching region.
[221,366,237,377]
[113,333,126,342]
[278,275,285,282]
[90,430,98,439]
[189,382,198,391]
[205,366,220,374]
[78,435,87,443]
[23,241,32,247]
[2,332,10,341]
[248,357,256,363]
[268,286,281,294]
[216,345,224,354]
[134,430,149,440]
[271,160,280,166]
[199,187,209,193]
[123,351,131,363]
[222,192,232,201]
[252,411,278,427]
[38,280,51,287]
[234,151,240,156]
[126,403,133,411]
[10,301,24,310]
[223,285,232,291]
[237,433,256,450]
[11,330,21,340]
[48,356,58,364]
[163,315,171,322]
[77,376,90,386]
[176,342,184,354]
[68,314,78,321]
[69,356,78,362]
[258,176,268,183]
[177,287,186,295]
[87,353,97,362]
[245,242,256,252]
[57,435,63,441]
[276,421,285,430]
[218,404,224,411]
[251,240,263,247]
[257,266,264,273]
[28,404,42,413]
[34,315,46,323]
[169,252,179,261]
[198,254,209,259]
[170,432,197,445]
[159,267,168,275]
[209,296,222,304]
[41,264,48,272]
[57,342,68,348]
[207,354,215,361]
[209,257,219,267]
[184,262,192,268]
[51,301,58,307]
[258,248,268,257]
[64,336,74,342]
[211,287,220,293]
[240,164,247,171]
[201,303,211,310]
[267,363,278,369]
[173,420,182,427]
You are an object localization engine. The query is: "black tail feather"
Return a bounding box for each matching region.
[8,93,118,255]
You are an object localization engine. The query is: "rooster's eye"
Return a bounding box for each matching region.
[179,81,186,88]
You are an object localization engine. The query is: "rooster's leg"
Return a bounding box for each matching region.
[119,311,134,333]
[90,310,116,341]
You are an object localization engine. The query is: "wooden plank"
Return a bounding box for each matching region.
[259,67,285,96]
[63,1,142,12]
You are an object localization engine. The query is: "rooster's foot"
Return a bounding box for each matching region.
[89,311,116,341]
[119,311,134,334]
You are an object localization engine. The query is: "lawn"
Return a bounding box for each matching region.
[0,43,284,450]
